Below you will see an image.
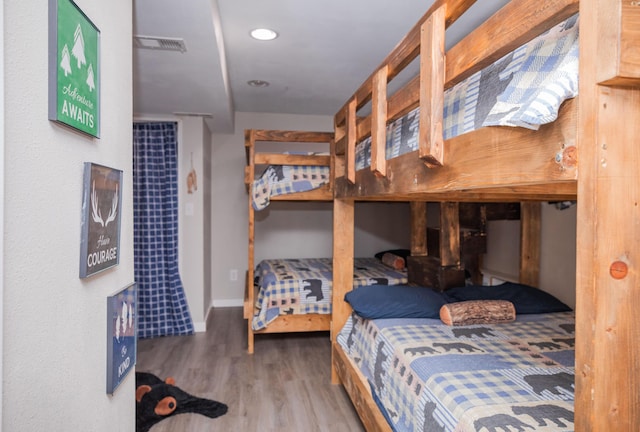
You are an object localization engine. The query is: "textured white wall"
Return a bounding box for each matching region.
[539,204,577,308]
[4,0,134,430]
[483,204,577,308]
[0,1,5,426]
[178,116,207,329]
[202,120,213,322]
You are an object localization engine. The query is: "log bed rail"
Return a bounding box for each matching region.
[245,129,334,354]
[244,129,334,202]
[330,0,640,430]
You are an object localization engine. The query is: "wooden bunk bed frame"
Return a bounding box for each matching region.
[329,0,640,430]
[244,129,334,354]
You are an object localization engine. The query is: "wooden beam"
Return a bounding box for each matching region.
[597,0,640,86]
[254,154,330,166]
[410,202,428,256]
[331,198,354,384]
[576,0,640,429]
[334,181,577,203]
[577,86,640,431]
[332,343,393,431]
[519,202,541,286]
[252,314,330,334]
[419,5,445,167]
[251,129,333,143]
[347,98,357,183]
[246,130,256,354]
[439,202,460,267]
[371,66,388,177]
[329,138,336,196]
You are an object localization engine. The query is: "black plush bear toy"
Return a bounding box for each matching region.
[136,371,228,432]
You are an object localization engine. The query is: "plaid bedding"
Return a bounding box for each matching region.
[356,15,579,170]
[252,257,408,331]
[337,311,575,431]
[252,164,330,210]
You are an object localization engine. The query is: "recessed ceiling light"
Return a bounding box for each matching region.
[247,80,270,88]
[250,28,278,41]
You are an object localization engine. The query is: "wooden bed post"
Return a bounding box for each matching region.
[331,198,354,384]
[246,130,256,354]
[519,202,541,287]
[407,202,465,290]
[576,0,640,429]
[410,201,428,256]
[439,202,461,268]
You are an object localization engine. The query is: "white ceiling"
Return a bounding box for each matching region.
[133,0,510,133]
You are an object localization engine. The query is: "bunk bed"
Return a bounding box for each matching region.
[244,129,409,353]
[328,0,640,431]
[245,129,334,354]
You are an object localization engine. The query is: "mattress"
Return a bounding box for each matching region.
[252,164,330,210]
[337,311,576,431]
[356,14,579,170]
[252,257,408,331]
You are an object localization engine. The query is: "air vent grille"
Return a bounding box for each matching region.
[133,35,187,53]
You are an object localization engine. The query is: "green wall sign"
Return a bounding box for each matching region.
[49,0,100,138]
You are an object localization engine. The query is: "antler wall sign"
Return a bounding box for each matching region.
[91,181,119,227]
[80,162,123,278]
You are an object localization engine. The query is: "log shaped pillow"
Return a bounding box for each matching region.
[440,300,516,326]
[381,252,405,270]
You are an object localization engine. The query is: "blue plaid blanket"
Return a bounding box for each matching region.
[356,15,579,170]
[252,164,330,210]
[338,311,576,431]
[252,257,408,330]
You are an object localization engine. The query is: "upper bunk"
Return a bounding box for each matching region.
[332,0,588,203]
[245,129,335,210]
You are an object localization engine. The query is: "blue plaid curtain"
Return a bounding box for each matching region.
[133,122,194,338]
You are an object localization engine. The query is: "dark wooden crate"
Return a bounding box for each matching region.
[407,255,465,291]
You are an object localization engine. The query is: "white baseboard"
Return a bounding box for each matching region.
[193,321,207,333]
[195,300,243,333]
[194,299,243,333]
[211,298,243,308]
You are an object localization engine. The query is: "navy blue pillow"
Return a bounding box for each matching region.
[444,282,572,314]
[345,284,447,319]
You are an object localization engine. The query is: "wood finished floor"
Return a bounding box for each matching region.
[137,307,365,431]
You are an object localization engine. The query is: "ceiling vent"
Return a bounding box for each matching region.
[134,35,187,53]
[172,112,213,118]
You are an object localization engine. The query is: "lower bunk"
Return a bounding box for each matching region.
[245,256,408,353]
[333,285,575,432]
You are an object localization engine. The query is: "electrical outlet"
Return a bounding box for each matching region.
[230,269,238,281]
